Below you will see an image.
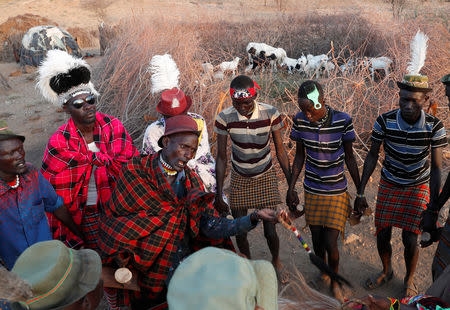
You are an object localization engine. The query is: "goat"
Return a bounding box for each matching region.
[219,57,240,76]
[201,62,214,82]
[246,42,275,66]
[281,56,300,74]
[246,42,286,72]
[304,54,328,78]
[363,56,393,81]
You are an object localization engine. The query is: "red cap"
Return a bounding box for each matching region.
[157,115,200,148]
[156,88,192,116]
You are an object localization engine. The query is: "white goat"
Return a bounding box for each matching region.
[246,42,275,66]
[363,56,393,81]
[268,47,287,72]
[219,57,240,76]
[201,62,214,82]
[305,54,329,78]
[297,55,307,75]
[321,60,336,77]
[281,56,299,74]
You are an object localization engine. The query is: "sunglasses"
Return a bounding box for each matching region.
[70,95,96,109]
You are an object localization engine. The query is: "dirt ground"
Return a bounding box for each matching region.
[1,0,449,306]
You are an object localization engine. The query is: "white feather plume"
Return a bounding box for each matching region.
[149,54,179,94]
[37,49,98,106]
[406,30,429,75]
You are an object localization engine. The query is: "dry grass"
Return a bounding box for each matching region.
[94,10,449,162]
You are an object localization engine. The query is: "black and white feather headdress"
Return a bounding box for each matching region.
[37,49,99,106]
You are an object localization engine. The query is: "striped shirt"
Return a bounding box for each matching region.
[290,107,355,195]
[371,109,447,186]
[214,102,283,177]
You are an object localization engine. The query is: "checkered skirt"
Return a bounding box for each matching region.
[229,168,281,210]
[375,179,429,234]
[304,191,352,232]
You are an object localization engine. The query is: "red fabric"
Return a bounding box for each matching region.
[98,153,233,300]
[41,112,138,248]
[375,179,429,234]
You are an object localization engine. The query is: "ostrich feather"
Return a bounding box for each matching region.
[406,30,429,75]
[149,54,180,94]
[0,267,32,302]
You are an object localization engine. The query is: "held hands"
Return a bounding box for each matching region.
[419,206,441,248]
[353,196,369,216]
[286,189,300,209]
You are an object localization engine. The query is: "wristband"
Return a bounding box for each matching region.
[250,211,261,225]
[356,193,365,199]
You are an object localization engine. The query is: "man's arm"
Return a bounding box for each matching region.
[420,146,444,238]
[354,140,382,213]
[429,146,443,206]
[52,205,84,240]
[272,128,291,183]
[200,209,277,239]
[214,134,229,213]
[286,141,305,209]
[344,141,361,190]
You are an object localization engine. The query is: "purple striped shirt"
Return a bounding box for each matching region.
[290,107,355,195]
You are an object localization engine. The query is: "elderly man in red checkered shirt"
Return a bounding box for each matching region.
[98,114,279,309]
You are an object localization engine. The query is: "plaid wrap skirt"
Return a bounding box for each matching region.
[432,217,450,280]
[304,191,352,232]
[375,179,429,235]
[229,168,281,210]
[80,204,100,249]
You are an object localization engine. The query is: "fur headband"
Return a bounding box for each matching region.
[37,49,99,106]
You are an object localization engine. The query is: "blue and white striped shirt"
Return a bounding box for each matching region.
[371,109,447,186]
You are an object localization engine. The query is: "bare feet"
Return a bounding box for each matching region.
[331,282,345,303]
[273,259,289,284]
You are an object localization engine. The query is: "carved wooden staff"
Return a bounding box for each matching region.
[278,215,352,287]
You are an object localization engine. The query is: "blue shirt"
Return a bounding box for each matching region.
[0,164,63,269]
[290,107,356,195]
[371,109,447,186]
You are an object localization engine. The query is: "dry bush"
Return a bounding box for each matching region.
[94,13,449,162]
[66,27,98,49]
[0,14,57,62]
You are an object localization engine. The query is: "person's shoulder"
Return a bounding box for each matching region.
[259,102,279,113]
[293,111,307,123]
[217,106,235,120]
[424,112,443,124]
[381,109,397,119]
[96,112,123,127]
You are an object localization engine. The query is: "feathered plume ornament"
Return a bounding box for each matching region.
[0,267,33,302]
[149,54,180,94]
[37,49,99,106]
[406,30,429,76]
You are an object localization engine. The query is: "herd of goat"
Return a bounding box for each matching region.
[201,42,393,82]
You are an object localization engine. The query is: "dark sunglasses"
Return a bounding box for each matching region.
[70,95,96,109]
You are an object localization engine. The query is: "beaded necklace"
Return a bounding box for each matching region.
[315,107,329,127]
[160,155,177,176]
[10,175,20,189]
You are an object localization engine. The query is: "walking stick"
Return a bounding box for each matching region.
[277,214,353,287]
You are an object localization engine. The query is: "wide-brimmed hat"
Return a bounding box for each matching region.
[156,88,192,116]
[11,240,101,310]
[397,74,432,93]
[0,120,25,142]
[167,247,278,310]
[157,114,200,148]
[441,74,450,85]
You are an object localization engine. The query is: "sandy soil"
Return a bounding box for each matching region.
[1,0,449,307]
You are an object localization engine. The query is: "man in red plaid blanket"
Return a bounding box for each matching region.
[37,50,138,250]
[354,62,447,295]
[98,114,279,309]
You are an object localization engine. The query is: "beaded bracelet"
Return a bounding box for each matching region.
[388,298,400,310]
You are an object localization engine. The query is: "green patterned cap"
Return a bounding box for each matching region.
[441,74,450,85]
[0,120,25,142]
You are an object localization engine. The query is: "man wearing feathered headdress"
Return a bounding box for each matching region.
[142,54,219,198]
[354,31,447,296]
[37,50,138,252]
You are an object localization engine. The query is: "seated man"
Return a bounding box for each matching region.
[0,121,81,270]
[98,115,279,309]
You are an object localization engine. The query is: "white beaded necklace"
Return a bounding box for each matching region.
[10,175,19,189]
